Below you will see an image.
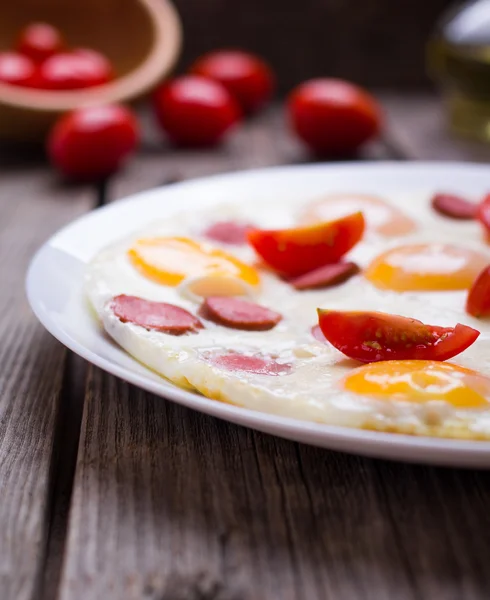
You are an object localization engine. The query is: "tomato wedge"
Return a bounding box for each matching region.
[477,193,490,238]
[317,309,480,363]
[466,265,490,318]
[247,212,364,277]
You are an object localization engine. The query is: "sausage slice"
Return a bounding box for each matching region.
[203,220,254,245]
[207,352,291,375]
[431,193,477,220]
[290,261,360,290]
[311,324,327,342]
[199,296,282,331]
[111,294,203,335]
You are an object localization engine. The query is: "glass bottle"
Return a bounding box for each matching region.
[429,0,490,141]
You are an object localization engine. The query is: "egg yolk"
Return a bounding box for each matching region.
[299,194,416,236]
[343,360,490,408]
[365,243,488,291]
[128,237,260,287]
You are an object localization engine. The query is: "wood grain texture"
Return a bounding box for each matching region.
[111,105,392,201]
[58,373,490,600]
[0,154,91,600]
[382,93,490,162]
[58,96,490,600]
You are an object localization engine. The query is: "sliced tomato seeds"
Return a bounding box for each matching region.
[317,309,480,363]
[247,212,365,277]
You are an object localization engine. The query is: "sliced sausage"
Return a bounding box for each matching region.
[431,193,477,220]
[203,220,254,245]
[311,324,327,342]
[111,294,203,335]
[199,296,282,331]
[290,261,360,290]
[207,352,292,375]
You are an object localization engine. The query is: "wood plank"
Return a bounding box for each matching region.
[0,155,92,600]
[110,105,393,201]
[59,370,418,600]
[59,98,490,600]
[58,369,490,600]
[382,92,490,162]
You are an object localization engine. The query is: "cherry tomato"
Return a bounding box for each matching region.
[16,22,64,63]
[152,75,241,147]
[39,49,114,90]
[288,78,382,155]
[47,104,138,180]
[317,310,480,363]
[247,212,365,277]
[467,265,490,318]
[0,52,39,87]
[478,193,490,238]
[190,50,274,114]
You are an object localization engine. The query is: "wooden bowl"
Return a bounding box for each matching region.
[0,0,182,142]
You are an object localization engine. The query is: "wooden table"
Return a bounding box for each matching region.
[3,94,490,600]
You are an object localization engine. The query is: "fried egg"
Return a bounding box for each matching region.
[85,191,490,440]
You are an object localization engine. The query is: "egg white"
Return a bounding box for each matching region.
[85,195,490,439]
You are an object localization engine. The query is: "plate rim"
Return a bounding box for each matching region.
[26,160,490,464]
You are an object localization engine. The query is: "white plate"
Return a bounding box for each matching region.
[26,162,490,468]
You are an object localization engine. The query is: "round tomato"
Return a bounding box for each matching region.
[47,104,139,180]
[39,49,114,90]
[17,22,64,63]
[247,212,365,277]
[0,52,39,87]
[288,78,382,155]
[317,310,479,363]
[152,75,241,147]
[190,50,274,114]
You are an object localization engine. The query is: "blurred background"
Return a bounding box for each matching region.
[0,0,488,166]
[174,0,451,90]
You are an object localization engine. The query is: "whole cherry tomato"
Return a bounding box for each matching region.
[247,212,365,277]
[16,22,64,63]
[190,50,274,114]
[152,75,241,147]
[0,52,39,87]
[288,78,382,156]
[39,49,114,90]
[317,310,480,363]
[47,104,139,180]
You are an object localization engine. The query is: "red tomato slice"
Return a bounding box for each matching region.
[247,212,364,277]
[466,265,490,318]
[317,309,480,363]
[478,193,490,239]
